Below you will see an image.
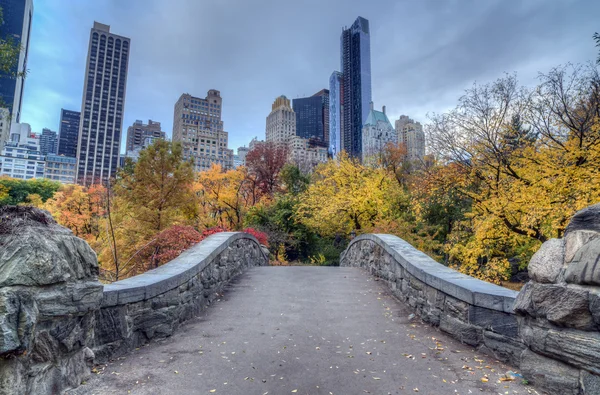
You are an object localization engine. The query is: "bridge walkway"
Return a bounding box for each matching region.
[69,267,534,395]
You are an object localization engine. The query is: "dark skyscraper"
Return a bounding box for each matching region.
[76,22,130,185]
[0,0,33,124]
[58,109,80,158]
[292,89,329,145]
[40,128,58,156]
[329,16,371,158]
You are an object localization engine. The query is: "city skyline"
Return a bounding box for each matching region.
[17,0,600,153]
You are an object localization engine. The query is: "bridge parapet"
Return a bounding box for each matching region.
[0,206,267,395]
[340,234,524,365]
[342,203,600,395]
[94,232,268,362]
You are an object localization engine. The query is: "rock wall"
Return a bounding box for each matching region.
[0,207,102,395]
[0,206,267,394]
[514,204,600,395]
[340,234,524,366]
[93,232,268,362]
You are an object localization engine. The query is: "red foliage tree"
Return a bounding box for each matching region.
[243,227,269,246]
[138,225,203,269]
[245,141,288,197]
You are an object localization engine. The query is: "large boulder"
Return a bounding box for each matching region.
[0,206,103,395]
[527,238,565,284]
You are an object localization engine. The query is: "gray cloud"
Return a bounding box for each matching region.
[21,0,600,151]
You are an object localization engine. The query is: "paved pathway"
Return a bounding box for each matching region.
[71,267,539,395]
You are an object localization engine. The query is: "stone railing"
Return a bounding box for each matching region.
[340,234,524,365]
[0,206,267,395]
[93,231,268,362]
[342,203,600,395]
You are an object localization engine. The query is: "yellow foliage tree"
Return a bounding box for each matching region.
[296,153,402,237]
[194,164,256,230]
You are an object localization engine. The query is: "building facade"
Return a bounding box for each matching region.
[329,16,372,159]
[172,90,233,172]
[125,119,165,152]
[40,128,58,156]
[266,95,296,146]
[0,0,33,125]
[362,103,397,165]
[328,71,343,157]
[0,123,44,180]
[57,109,80,158]
[233,146,250,168]
[292,89,329,145]
[76,22,130,185]
[288,135,328,171]
[395,115,425,161]
[44,154,76,184]
[0,108,9,148]
[125,135,162,162]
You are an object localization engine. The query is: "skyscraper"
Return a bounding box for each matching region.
[0,0,33,126]
[172,90,233,172]
[57,109,80,158]
[396,115,425,161]
[39,128,58,156]
[76,22,130,185]
[329,16,371,159]
[266,95,296,147]
[328,71,343,157]
[126,119,165,152]
[292,89,329,145]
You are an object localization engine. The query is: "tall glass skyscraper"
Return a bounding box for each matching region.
[76,22,130,185]
[292,89,329,145]
[58,109,80,158]
[329,16,371,158]
[0,0,33,124]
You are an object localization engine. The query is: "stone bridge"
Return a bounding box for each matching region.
[1,205,600,395]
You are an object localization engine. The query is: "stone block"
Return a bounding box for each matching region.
[590,291,600,328]
[581,371,600,395]
[520,349,580,395]
[518,283,595,330]
[36,282,103,317]
[440,315,482,346]
[565,238,600,286]
[481,330,525,366]
[94,306,129,345]
[564,230,600,264]
[527,238,565,283]
[468,305,519,338]
[444,296,469,321]
[540,328,600,375]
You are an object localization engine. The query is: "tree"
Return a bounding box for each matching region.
[280,164,310,195]
[379,142,411,187]
[43,183,106,240]
[296,153,401,236]
[113,140,195,270]
[0,178,61,206]
[425,66,600,282]
[195,165,256,230]
[245,141,288,197]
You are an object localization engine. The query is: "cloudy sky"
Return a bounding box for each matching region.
[21,0,600,152]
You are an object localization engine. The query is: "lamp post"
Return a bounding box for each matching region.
[350,229,356,240]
